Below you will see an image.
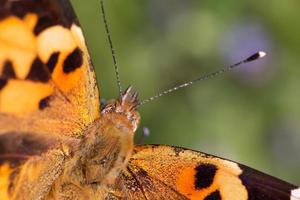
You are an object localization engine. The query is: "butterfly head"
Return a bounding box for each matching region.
[101,86,140,132]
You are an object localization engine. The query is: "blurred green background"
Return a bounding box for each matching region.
[71,0,300,184]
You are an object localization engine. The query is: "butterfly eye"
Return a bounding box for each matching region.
[100,98,107,108]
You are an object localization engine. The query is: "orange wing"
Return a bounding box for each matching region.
[0,0,100,139]
[0,1,100,198]
[116,145,299,200]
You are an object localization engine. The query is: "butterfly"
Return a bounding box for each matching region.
[0,0,299,199]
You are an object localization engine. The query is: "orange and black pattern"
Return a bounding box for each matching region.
[0,0,100,137]
[0,1,100,198]
[117,145,300,200]
[0,0,299,200]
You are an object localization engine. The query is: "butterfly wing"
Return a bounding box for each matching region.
[0,0,100,139]
[0,0,99,164]
[116,145,300,200]
[0,1,100,198]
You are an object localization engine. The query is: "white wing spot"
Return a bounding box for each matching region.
[291,188,300,200]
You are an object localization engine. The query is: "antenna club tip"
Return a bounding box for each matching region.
[258,51,267,58]
[245,51,267,63]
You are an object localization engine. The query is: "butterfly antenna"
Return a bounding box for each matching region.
[138,51,266,107]
[100,0,123,97]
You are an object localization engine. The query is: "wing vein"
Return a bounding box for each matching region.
[127,165,188,200]
[126,166,149,200]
